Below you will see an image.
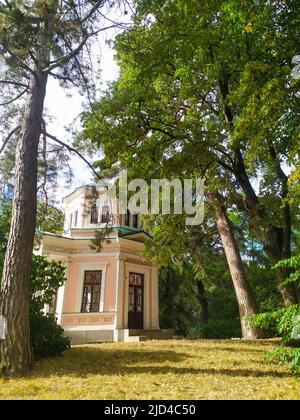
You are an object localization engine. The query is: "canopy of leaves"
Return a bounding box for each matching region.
[80,0,300,243]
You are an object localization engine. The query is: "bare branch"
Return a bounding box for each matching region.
[5,46,35,76]
[0,88,27,106]
[0,80,29,89]
[60,32,94,105]
[218,159,234,173]
[80,0,106,25]
[0,125,21,155]
[49,71,79,87]
[42,131,102,181]
[43,25,117,73]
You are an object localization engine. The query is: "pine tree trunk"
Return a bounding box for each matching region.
[0,59,49,376]
[211,196,262,339]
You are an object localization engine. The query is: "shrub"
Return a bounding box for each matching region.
[187,319,242,340]
[267,347,300,374]
[252,253,300,375]
[254,304,300,345]
[254,304,300,374]
[29,256,69,360]
[30,312,70,359]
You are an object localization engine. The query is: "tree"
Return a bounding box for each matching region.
[0,0,129,376]
[210,194,260,338]
[80,0,300,305]
[0,196,68,359]
[79,2,286,337]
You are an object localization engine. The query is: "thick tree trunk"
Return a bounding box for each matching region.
[218,77,298,306]
[0,59,49,376]
[196,280,208,323]
[211,196,262,339]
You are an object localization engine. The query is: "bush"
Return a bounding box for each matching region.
[30,312,70,359]
[187,319,242,340]
[254,304,300,374]
[254,304,300,345]
[267,347,300,374]
[159,264,242,338]
[28,256,69,360]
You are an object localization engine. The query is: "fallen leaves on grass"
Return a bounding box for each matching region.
[0,339,299,400]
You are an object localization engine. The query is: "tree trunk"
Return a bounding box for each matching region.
[211,195,262,339]
[196,280,208,323]
[218,77,298,306]
[234,154,299,306]
[0,57,49,376]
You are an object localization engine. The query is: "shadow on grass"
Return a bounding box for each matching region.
[196,346,268,354]
[31,346,292,380]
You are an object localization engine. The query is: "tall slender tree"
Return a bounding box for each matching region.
[0,0,128,376]
[209,193,261,338]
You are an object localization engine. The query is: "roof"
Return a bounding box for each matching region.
[62,184,93,201]
[40,226,151,243]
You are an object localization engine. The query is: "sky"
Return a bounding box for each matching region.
[44,27,121,205]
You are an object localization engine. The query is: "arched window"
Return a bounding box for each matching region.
[125,209,130,226]
[101,206,110,223]
[90,204,98,224]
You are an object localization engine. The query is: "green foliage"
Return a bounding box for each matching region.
[30,255,66,315]
[36,203,64,235]
[247,263,283,313]
[90,227,114,253]
[28,255,69,359]
[251,248,300,374]
[80,0,300,309]
[275,255,300,286]
[254,304,300,374]
[0,197,11,273]
[266,347,300,375]
[254,304,300,345]
[195,283,242,339]
[30,312,70,360]
[159,264,242,339]
[187,320,241,340]
[158,265,199,334]
[30,256,68,359]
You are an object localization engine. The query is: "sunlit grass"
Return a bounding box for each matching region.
[0,340,299,400]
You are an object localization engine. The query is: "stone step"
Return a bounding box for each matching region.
[128,329,175,340]
[126,335,140,343]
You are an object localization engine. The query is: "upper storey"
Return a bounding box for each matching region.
[63,185,140,237]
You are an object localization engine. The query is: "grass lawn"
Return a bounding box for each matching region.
[0,339,299,400]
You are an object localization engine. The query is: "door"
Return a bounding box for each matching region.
[128,272,144,329]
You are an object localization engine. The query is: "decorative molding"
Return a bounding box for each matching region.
[62,313,115,326]
[43,245,74,255]
[43,244,119,256]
